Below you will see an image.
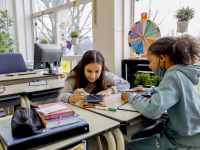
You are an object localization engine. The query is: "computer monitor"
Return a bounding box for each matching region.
[34,43,63,75]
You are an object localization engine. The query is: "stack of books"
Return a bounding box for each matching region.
[38,102,80,129]
[0,102,90,150]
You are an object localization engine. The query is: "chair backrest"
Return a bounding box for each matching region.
[0,53,27,74]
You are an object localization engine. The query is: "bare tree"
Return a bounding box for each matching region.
[35,0,93,51]
[147,0,170,27]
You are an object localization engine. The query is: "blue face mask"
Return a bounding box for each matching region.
[154,59,166,78]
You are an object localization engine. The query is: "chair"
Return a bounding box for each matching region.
[0,53,27,116]
[0,53,27,74]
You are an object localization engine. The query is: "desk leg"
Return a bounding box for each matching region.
[97,136,103,150]
[9,106,14,115]
[5,107,9,116]
[104,131,116,150]
[112,128,124,150]
[20,96,26,108]
[24,95,31,109]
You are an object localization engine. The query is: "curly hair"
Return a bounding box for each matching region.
[148,34,200,65]
[66,50,110,93]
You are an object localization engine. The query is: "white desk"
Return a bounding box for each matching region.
[0,86,25,116]
[9,78,65,109]
[0,103,121,150]
[0,71,60,86]
[74,93,156,137]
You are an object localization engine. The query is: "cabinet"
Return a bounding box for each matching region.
[121,59,151,88]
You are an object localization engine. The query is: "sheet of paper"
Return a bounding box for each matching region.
[118,103,138,111]
[37,104,68,114]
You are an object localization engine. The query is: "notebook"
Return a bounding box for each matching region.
[38,102,74,119]
[117,103,138,112]
[0,118,89,150]
[39,113,80,129]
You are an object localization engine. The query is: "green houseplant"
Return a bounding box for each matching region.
[0,10,16,53]
[134,73,152,87]
[133,73,162,87]
[40,39,49,44]
[174,6,195,33]
[70,30,80,45]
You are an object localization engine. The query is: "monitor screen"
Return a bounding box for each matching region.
[34,43,62,74]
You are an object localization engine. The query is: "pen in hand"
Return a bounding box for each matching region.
[77,88,97,99]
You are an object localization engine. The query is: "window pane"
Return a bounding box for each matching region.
[135,0,200,38]
[34,0,69,12]
[35,13,55,44]
[57,2,93,55]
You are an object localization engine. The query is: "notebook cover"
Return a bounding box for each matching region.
[0,118,89,150]
[38,102,75,119]
[39,113,80,129]
[81,96,106,108]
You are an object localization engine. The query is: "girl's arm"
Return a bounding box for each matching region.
[128,73,181,120]
[57,78,76,103]
[105,71,130,93]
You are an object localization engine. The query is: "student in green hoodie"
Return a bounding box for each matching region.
[122,34,200,150]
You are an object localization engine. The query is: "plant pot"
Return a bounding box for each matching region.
[72,38,79,45]
[177,21,189,33]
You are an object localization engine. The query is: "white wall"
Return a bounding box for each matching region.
[93,0,133,76]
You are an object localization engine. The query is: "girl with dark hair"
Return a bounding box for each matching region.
[57,50,130,103]
[122,34,200,150]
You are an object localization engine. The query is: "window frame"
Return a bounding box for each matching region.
[32,0,92,44]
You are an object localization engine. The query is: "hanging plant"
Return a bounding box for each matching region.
[70,31,80,38]
[40,39,49,44]
[0,10,16,53]
[174,6,195,33]
[174,6,195,21]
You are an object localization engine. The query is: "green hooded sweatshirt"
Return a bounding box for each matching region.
[128,65,200,147]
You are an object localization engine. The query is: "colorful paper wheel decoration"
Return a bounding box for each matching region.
[128,20,161,55]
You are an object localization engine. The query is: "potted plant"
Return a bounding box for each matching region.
[0,10,16,53]
[70,30,80,45]
[150,76,162,87]
[40,39,49,44]
[134,73,152,87]
[174,6,195,33]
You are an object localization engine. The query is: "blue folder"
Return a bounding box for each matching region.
[0,117,89,150]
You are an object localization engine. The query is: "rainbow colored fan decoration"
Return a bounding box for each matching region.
[128,19,161,55]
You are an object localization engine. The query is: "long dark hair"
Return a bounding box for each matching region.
[67,50,110,93]
[148,34,200,65]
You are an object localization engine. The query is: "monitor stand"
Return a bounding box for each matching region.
[43,63,63,76]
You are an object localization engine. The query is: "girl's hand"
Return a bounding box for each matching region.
[69,88,86,103]
[121,92,132,102]
[96,88,114,97]
[133,87,147,91]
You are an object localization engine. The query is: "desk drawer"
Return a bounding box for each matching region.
[120,116,156,136]
[28,89,60,102]
[0,95,20,108]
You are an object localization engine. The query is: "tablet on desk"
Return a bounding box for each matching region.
[124,91,151,97]
[84,95,103,104]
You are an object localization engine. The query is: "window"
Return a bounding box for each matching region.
[57,2,93,55]
[35,13,55,44]
[33,0,93,55]
[135,0,200,39]
[34,0,68,12]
